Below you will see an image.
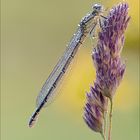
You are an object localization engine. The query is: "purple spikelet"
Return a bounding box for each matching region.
[83,82,108,133]
[93,3,130,99]
[84,2,130,139]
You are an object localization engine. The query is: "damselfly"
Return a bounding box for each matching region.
[29,4,105,127]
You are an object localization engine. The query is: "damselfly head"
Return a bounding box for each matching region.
[92,4,103,13]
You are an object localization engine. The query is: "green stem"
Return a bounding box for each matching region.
[108,98,113,140]
[103,112,107,140]
[101,131,105,140]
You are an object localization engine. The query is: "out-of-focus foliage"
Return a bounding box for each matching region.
[1,0,139,140]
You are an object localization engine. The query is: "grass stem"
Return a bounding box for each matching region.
[108,98,113,140]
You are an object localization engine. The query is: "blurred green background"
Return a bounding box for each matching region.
[1,0,139,140]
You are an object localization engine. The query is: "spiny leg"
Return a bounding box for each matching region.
[100,15,108,19]
[89,22,98,38]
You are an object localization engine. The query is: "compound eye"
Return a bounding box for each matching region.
[92,4,102,11]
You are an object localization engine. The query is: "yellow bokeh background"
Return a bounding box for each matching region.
[1,0,139,140]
